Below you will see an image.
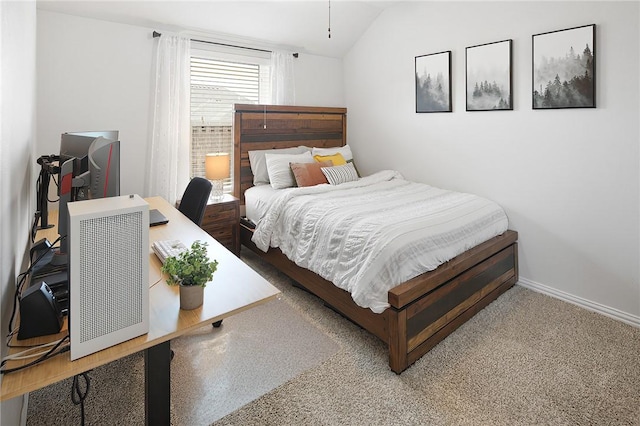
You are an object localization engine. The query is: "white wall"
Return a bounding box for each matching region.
[294,53,344,107]
[344,1,639,321]
[37,10,345,199]
[1,0,37,423]
[37,10,154,197]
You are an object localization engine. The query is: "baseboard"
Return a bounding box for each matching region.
[517,278,640,328]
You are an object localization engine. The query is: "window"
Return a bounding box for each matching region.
[190,46,270,193]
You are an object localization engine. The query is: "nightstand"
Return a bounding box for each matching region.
[200,194,240,257]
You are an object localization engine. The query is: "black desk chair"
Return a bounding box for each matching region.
[178,177,212,226]
[176,177,223,329]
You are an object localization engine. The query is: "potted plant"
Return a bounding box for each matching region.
[161,240,218,310]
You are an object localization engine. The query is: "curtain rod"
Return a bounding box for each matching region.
[152,31,298,58]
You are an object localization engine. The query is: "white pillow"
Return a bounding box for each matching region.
[321,162,359,185]
[311,145,354,161]
[265,151,314,189]
[248,146,311,185]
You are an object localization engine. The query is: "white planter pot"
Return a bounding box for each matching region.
[179,285,204,310]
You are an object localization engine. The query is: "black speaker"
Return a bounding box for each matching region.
[17,282,63,340]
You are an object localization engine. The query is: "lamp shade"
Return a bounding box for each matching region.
[205,153,230,180]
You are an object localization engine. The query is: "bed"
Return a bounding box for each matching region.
[233,104,518,373]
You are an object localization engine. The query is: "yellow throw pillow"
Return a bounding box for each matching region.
[314,152,346,166]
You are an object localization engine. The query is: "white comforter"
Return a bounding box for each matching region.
[252,170,508,313]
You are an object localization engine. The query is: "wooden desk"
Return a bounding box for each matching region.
[0,196,280,424]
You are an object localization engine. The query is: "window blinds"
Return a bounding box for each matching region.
[190,55,268,192]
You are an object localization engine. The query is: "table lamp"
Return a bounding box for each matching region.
[205,153,230,201]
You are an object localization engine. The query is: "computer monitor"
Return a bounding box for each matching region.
[88,137,120,199]
[57,131,120,258]
[59,131,120,199]
[31,131,120,315]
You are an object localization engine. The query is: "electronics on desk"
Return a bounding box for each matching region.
[67,194,149,361]
[19,130,125,345]
[151,240,187,264]
[56,130,120,261]
[17,282,63,340]
[29,238,55,272]
[28,238,70,315]
[30,270,69,315]
[149,208,169,227]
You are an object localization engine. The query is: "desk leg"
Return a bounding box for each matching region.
[144,340,171,425]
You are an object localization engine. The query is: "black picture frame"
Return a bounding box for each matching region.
[415,51,452,113]
[532,24,596,109]
[466,39,513,111]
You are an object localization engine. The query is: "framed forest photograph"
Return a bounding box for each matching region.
[415,51,452,113]
[466,39,512,111]
[532,24,595,109]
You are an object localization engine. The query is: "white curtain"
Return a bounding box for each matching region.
[145,34,191,205]
[270,50,295,105]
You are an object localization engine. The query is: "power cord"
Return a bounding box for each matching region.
[0,335,70,374]
[30,213,40,244]
[71,371,91,426]
[2,338,69,362]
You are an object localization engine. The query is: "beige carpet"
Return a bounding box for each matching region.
[214,249,640,426]
[27,247,640,425]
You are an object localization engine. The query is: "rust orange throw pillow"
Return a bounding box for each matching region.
[290,161,333,187]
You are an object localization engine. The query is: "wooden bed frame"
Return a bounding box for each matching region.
[233,104,518,373]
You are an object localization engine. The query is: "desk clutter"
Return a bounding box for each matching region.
[152,240,188,264]
[28,238,69,316]
[7,237,67,342]
[17,282,62,333]
[3,195,281,426]
[8,196,150,360]
[149,208,169,226]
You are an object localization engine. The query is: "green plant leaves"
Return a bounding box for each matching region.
[161,240,218,287]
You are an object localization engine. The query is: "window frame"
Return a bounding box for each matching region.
[189,44,271,194]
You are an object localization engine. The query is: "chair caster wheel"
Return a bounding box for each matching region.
[170,350,175,361]
[212,320,223,328]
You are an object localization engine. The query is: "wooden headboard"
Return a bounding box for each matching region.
[233,104,347,204]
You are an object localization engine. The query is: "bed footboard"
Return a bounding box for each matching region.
[241,223,518,373]
[387,234,518,372]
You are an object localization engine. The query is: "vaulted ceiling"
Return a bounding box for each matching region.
[36,1,397,58]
